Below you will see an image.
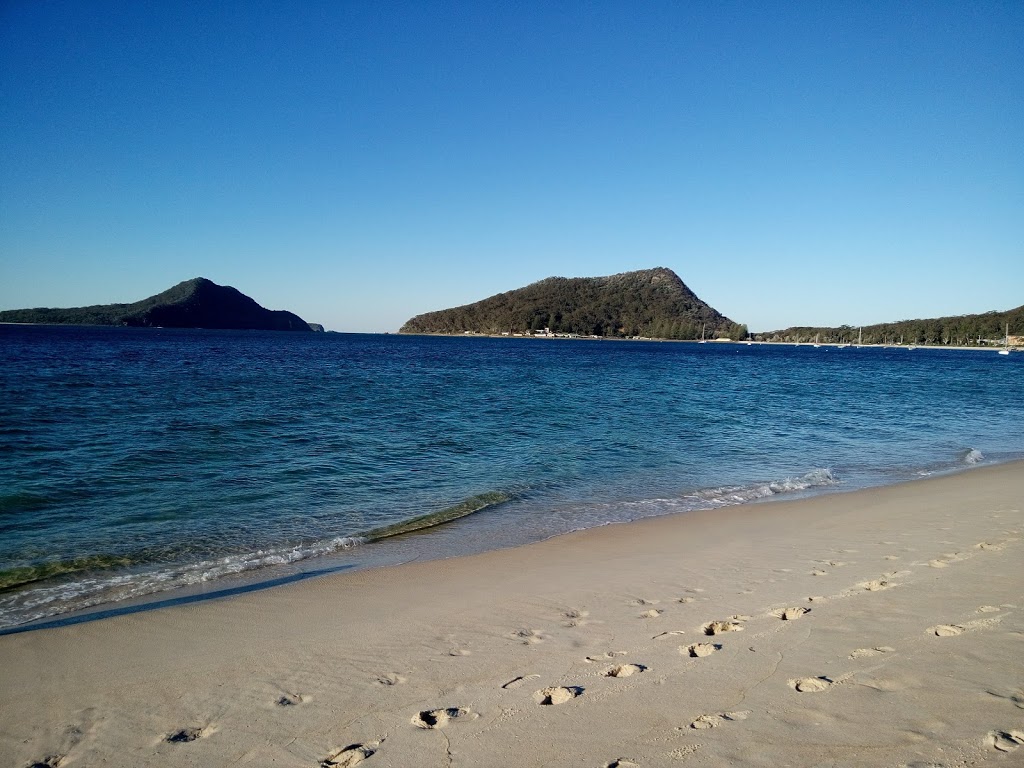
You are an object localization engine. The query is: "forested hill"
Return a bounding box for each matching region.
[0,278,314,331]
[762,304,1024,346]
[400,267,744,339]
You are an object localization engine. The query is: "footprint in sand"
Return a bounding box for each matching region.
[927,617,1001,637]
[502,674,541,690]
[604,760,638,768]
[602,663,647,678]
[413,708,472,729]
[512,628,546,645]
[771,607,810,621]
[277,692,306,706]
[629,598,660,606]
[987,730,1024,752]
[788,676,836,693]
[682,643,720,658]
[688,710,750,729]
[978,605,1000,613]
[850,578,893,593]
[165,725,214,743]
[986,688,1024,709]
[928,559,950,568]
[534,686,583,705]
[375,674,407,686]
[640,608,664,619]
[585,651,627,663]
[849,646,895,659]
[564,609,589,627]
[321,742,378,767]
[26,757,64,768]
[811,569,828,576]
[702,620,744,636]
[975,541,1005,551]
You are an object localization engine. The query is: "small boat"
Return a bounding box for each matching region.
[812,333,821,348]
[999,323,1010,354]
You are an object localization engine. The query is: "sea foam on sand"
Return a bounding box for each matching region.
[2,461,1023,767]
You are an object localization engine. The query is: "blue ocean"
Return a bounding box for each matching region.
[1,325,1022,631]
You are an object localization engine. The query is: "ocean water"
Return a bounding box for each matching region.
[1,325,1022,630]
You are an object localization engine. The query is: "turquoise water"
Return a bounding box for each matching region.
[2,325,1022,629]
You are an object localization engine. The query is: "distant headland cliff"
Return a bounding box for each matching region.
[0,278,317,332]
[400,267,746,340]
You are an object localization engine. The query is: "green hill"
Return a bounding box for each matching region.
[0,278,313,331]
[399,267,743,340]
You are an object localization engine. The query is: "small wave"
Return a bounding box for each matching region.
[0,535,368,627]
[0,491,511,629]
[963,448,984,465]
[0,553,136,591]
[543,469,841,535]
[688,468,838,508]
[362,491,510,542]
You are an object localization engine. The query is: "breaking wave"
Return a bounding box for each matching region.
[684,468,838,508]
[0,491,510,630]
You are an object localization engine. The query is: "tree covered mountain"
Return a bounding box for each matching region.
[0,278,314,331]
[761,305,1023,346]
[399,267,744,339]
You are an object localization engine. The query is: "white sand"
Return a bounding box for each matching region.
[2,462,1023,767]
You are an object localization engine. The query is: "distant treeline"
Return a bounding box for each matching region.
[761,305,1023,346]
[400,267,746,340]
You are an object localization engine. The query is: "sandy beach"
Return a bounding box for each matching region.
[1,462,1022,767]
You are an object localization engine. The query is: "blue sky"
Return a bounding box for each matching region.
[2,1,1021,332]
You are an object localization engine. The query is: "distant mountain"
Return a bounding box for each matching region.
[399,267,743,339]
[0,278,314,331]
[761,304,1024,346]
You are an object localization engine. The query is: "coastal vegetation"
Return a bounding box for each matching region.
[760,305,1023,347]
[399,267,746,340]
[0,278,314,331]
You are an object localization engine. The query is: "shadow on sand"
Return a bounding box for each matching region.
[0,563,355,636]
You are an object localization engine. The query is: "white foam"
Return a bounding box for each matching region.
[963,448,984,465]
[689,468,837,507]
[545,469,841,534]
[0,535,367,630]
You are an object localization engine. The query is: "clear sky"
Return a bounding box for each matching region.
[2,1,1021,332]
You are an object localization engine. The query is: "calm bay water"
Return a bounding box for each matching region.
[1,325,1022,630]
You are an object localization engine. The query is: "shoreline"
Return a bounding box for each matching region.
[2,457,1005,634]
[396,330,1021,352]
[2,461,1022,766]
